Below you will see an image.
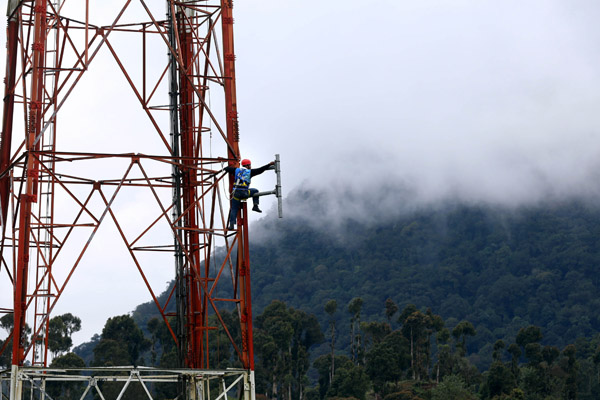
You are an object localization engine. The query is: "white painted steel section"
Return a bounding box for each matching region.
[1,366,253,400]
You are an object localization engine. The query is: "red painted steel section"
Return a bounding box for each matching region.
[177,7,205,368]
[239,203,255,369]
[220,0,255,370]
[0,18,18,227]
[12,0,48,367]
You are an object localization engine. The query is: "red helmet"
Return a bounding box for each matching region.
[241,159,251,167]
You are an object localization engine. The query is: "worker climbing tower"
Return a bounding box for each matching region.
[0,0,267,398]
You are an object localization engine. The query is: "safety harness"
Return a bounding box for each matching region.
[232,167,251,200]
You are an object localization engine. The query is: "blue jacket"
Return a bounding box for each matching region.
[224,163,271,188]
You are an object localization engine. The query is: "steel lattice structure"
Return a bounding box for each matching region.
[1,366,254,399]
[0,0,258,396]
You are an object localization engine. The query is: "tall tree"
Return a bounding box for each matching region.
[325,299,338,385]
[361,320,391,351]
[365,330,410,398]
[146,317,161,366]
[95,315,150,365]
[255,301,294,398]
[492,340,505,363]
[563,344,578,400]
[48,313,82,357]
[92,315,151,400]
[327,357,370,400]
[0,314,13,333]
[484,361,515,398]
[399,306,431,380]
[452,320,476,357]
[348,297,364,365]
[507,343,522,380]
[385,298,398,324]
[435,328,453,383]
[47,353,86,400]
[425,308,445,376]
[290,308,323,400]
[516,325,543,350]
[0,314,31,368]
[313,354,351,400]
[254,300,323,400]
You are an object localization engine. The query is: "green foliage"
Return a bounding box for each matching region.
[325,299,338,388]
[492,340,505,362]
[325,300,338,316]
[452,321,476,357]
[91,315,151,399]
[563,344,577,400]
[516,325,543,349]
[397,306,446,381]
[430,375,476,400]
[483,361,515,398]
[0,339,10,368]
[361,320,391,348]
[149,319,179,400]
[254,301,324,400]
[0,313,31,368]
[250,200,600,369]
[365,331,410,396]
[314,354,352,399]
[348,297,364,365]
[47,353,86,399]
[69,197,600,399]
[48,313,81,357]
[385,298,399,323]
[0,314,13,333]
[72,334,99,366]
[94,314,151,366]
[381,380,430,400]
[328,362,369,400]
[145,316,179,400]
[50,351,86,368]
[92,338,130,366]
[383,392,421,400]
[145,316,182,369]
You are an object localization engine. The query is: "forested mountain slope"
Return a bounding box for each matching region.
[249,189,600,366]
[109,187,600,372]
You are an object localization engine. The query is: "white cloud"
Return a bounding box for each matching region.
[236,0,600,206]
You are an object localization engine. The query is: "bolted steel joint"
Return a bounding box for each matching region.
[21,193,37,203]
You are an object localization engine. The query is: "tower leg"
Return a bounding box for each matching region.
[187,376,198,400]
[244,371,255,400]
[9,365,21,400]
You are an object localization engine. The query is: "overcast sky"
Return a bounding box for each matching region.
[3,0,600,346]
[237,0,600,207]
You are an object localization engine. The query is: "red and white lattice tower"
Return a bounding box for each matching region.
[0,0,255,394]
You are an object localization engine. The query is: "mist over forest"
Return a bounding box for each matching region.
[61,184,600,398]
[251,184,600,347]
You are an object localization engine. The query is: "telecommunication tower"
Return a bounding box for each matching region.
[0,0,273,398]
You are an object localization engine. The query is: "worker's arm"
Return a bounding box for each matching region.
[223,166,236,174]
[251,162,274,177]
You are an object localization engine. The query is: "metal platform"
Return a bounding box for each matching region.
[0,366,254,400]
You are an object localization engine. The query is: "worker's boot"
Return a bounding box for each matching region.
[252,204,262,213]
[227,221,235,230]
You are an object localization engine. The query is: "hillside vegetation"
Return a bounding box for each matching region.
[250,192,600,367]
[65,189,600,399]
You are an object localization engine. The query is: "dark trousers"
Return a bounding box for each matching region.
[229,188,259,227]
